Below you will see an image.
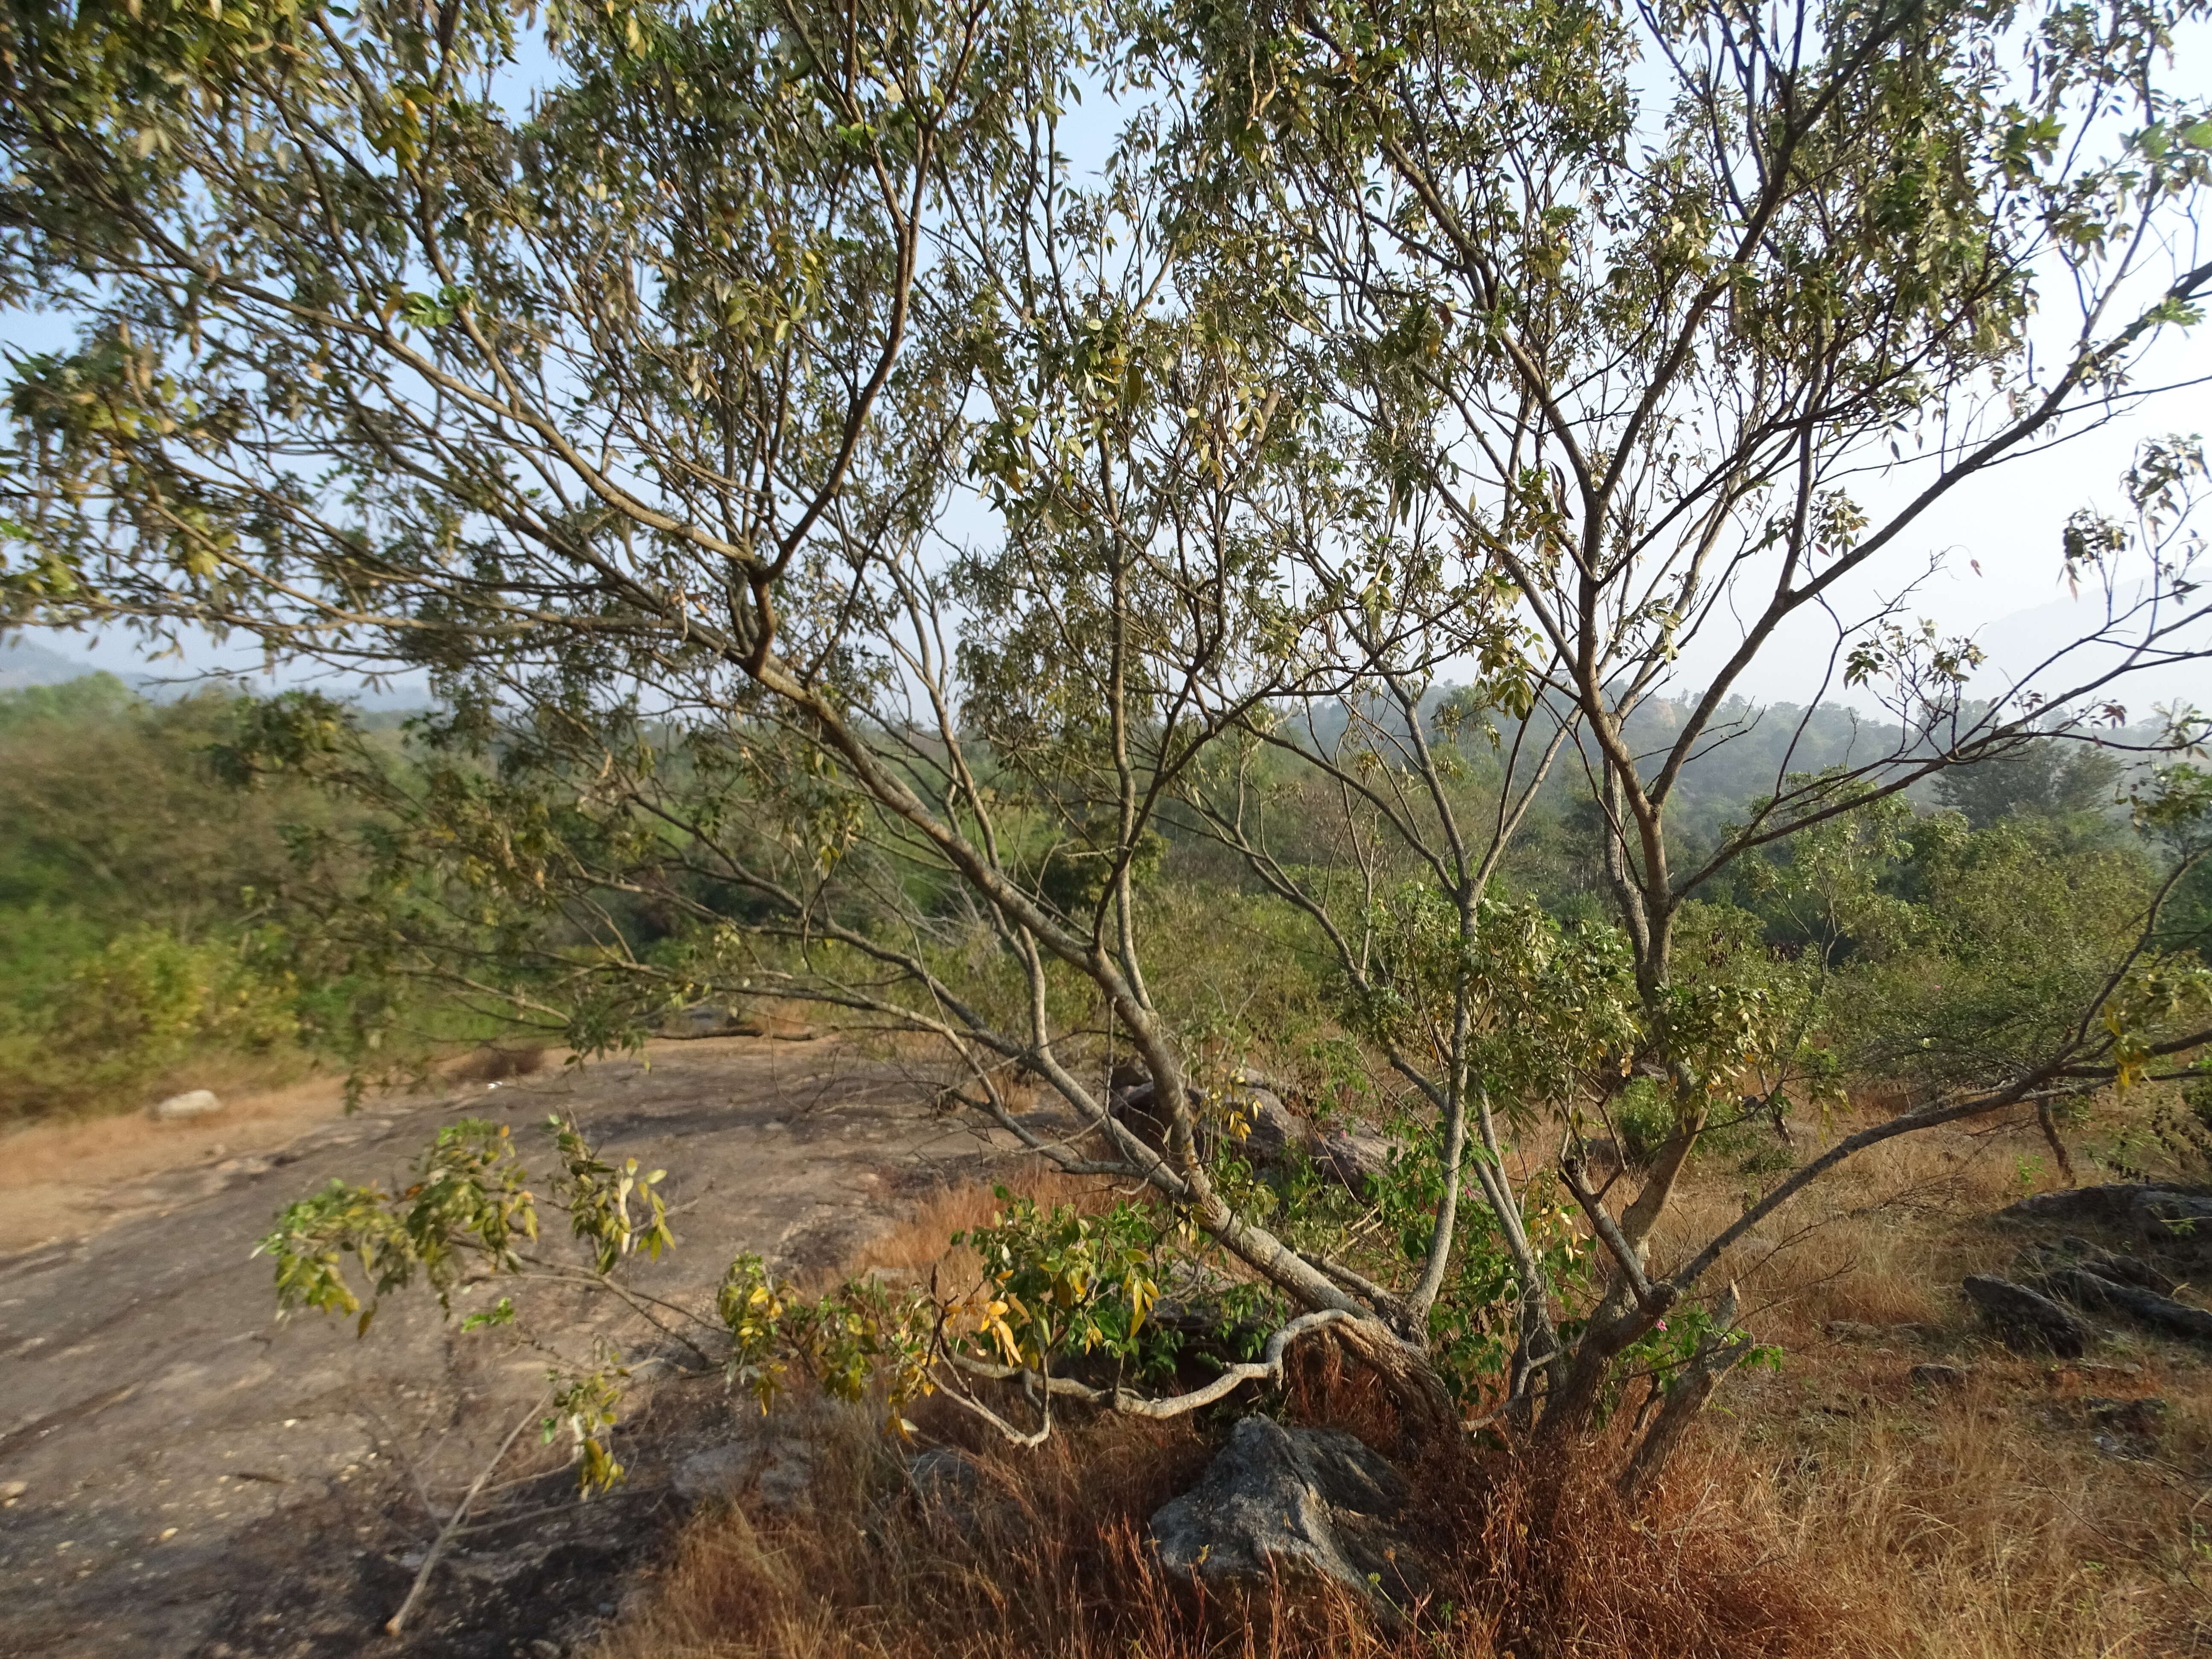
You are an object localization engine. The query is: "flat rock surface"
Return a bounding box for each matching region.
[0,1037,1033,1658]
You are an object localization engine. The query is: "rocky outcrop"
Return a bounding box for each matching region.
[1999,1183,2212,1243]
[1962,1275,2094,1356]
[1982,1233,2212,1347]
[2034,1265,2212,1344]
[1149,1416,1424,1607]
[672,1423,819,1516]
[2020,1237,2179,1295]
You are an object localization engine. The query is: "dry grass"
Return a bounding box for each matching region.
[1648,1112,2212,1658]
[443,1042,549,1083]
[597,1391,1831,1659]
[600,1106,2212,1659]
[0,1068,363,1252]
[0,1040,538,1253]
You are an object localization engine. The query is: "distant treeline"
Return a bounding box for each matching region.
[0,673,2201,1123]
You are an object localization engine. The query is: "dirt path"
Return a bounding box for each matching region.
[0,1037,1041,1658]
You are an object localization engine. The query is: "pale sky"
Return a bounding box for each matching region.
[9,22,2212,722]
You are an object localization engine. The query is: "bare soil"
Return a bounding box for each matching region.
[0,1036,1039,1658]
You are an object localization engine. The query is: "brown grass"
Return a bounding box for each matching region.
[600,1105,2212,1659]
[0,1069,361,1252]
[0,1040,538,1253]
[443,1042,549,1083]
[1650,1114,2212,1658]
[597,1392,1832,1659]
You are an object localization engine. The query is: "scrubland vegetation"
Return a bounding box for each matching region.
[583,1118,2212,1659]
[8,0,2212,1647]
[0,675,328,1118]
[0,675,520,1120]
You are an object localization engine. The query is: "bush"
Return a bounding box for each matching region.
[0,925,300,1119]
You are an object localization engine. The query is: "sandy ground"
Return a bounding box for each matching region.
[0,1074,378,1255]
[0,1036,1045,1658]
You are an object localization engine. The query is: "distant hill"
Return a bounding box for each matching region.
[0,636,103,690]
[1,633,431,712]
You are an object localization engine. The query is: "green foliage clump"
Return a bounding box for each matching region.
[0,677,336,1118]
[1827,814,2162,1092]
[1612,1077,1674,1167]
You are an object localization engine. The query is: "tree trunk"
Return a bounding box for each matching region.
[2036,1099,2078,1186]
[1326,1317,1457,1449]
[1617,1284,1747,1503]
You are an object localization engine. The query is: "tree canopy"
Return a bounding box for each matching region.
[6,0,2212,1480]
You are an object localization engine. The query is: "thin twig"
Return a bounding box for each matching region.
[385,1397,544,1637]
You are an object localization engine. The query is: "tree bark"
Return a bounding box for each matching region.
[1327,1317,1457,1449]
[1618,1284,1746,1503]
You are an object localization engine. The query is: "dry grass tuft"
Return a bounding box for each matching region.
[597,1404,1225,1659]
[445,1042,550,1084]
[1447,1445,1834,1659]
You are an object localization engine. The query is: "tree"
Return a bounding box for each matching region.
[1934,732,2123,829]
[1159,0,2212,1429]
[4,0,2212,1504]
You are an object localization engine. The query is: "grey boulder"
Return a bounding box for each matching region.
[1313,1129,1398,1199]
[672,1426,818,1516]
[1231,1087,1307,1166]
[148,1089,222,1123]
[1149,1416,1423,1606]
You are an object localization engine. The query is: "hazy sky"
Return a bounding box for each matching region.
[9,22,2211,721]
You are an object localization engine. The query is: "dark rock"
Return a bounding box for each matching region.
[1149,1417,1423,1606]
[1962,1275,2095,1357]
[1909,1362,1971,1388]
[2137,1189,2212,1241]
[2087,1395,2169,1438]
[1998,1182,2212,1244]
[1109,1077,1173,1156]
[2035,1265,2212,1344]
[2029,1237,2181,1295]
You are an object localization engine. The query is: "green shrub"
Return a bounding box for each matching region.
[0,926,300,1119]
[1614,1076,1674,1166]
